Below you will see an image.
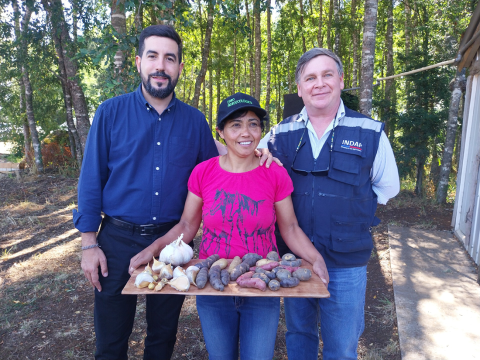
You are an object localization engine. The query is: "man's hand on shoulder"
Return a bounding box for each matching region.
[214,139,227,155]
[255,147,283,168]
[81,232,108,292]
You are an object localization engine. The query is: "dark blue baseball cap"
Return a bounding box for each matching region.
[217,92,267,127]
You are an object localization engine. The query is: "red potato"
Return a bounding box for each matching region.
[279,265,300,273]
[236,271,254,282]
[236,277,267,291]
[257,261,279,271]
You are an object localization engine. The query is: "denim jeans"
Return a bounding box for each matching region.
[94,220,184,360]
[196,295,280,360]
[284,266,367,360]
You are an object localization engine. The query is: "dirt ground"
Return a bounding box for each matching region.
[0,169,455,360]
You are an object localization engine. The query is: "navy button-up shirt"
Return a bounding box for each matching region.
[73,85,218,233]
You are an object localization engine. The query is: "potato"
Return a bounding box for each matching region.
[257,261,279,271]
[282,253,296,261]
[242,253,263,267]
[252,273,270,284]
[208,265,224,291]
[227,256,242,274]
[211,258,228,269]
[255,267,276,280]
[221,269,230,286]
[256,259,275,267]
[266,251,280,262]
[268,279,280,291]
[280,259,302,267]
[196,267,208,289]
[293,268,312,281]
[236,277,267,291]
[230,262,251,281]
[276,269,292,281]
[196,254,220,269]
[280,277,300,288]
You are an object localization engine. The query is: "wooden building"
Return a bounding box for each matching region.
[452,2,480,270]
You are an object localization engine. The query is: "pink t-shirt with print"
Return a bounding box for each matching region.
[188,157,294,259]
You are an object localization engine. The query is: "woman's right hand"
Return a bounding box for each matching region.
[312,255,329,288]
[129,245,155,275]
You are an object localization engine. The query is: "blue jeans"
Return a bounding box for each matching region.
[284,266,367,360]
[196,295,280,360]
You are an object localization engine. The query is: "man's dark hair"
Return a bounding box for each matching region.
[217,109,266,131]
[138,25,183,63]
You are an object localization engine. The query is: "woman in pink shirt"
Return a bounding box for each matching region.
[129,93,328,360]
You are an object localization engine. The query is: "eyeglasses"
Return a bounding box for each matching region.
[290,118,336,176]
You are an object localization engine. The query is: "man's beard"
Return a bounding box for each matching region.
[142,71,178,99]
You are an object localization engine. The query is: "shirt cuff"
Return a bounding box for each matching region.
[72,209,103,233]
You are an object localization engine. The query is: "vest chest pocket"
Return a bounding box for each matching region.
[328,152,362,186]
[330,217,372,253]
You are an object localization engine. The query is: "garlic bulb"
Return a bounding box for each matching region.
[160,263,173,280]
[168,275,190,292]
[134,271,155,288]
[173,266,186,279]
[152,257,165,274]
[159,234,194,266]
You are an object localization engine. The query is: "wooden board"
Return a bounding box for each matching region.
[122,259,330,298]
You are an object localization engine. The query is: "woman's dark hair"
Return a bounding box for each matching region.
[138,25,183,63]
[217,109,267,131]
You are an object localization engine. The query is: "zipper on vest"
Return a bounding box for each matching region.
[311,160,316,243]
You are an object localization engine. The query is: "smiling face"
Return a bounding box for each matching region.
[135,36,184,100]
[217,110,262,159]
[296,55,344,116]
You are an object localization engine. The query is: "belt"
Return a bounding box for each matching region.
[103,215,178,236]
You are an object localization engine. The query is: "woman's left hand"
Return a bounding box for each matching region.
[312,256,329,288]
[129,246,156,275]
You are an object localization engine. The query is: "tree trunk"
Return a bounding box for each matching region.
[265,0,272,132]
[20,87,32,163]
[192,0,214,108]
[208,64,213,131]
[42,0,90,152]
[245,0,254,96]
[300,0,307,53]
[333,0,340,55]
[254,0,261,101]
[415,156,424,196]
[351,0,359,89]
[135,0,143,31]
[216,66,221,140]
[13,0,32,162]
[359,0,379,117]
[436,69,467,204]
[16,1,43,173]
[327,0,333,50]
[405,0,411,57]
[22,67,43,173]
[111,0,126,73]
[317,0,323,48]
[233,30,237,94]
[384,0,395,135]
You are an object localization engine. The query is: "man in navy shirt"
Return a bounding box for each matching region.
[73,25,218,359]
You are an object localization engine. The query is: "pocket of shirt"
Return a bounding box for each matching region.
[168,137,196,168]
[330,216,372,253]
[328,152,362,186]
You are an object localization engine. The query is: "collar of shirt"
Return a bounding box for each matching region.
[296,99,346,159]
[134,84,177,115]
